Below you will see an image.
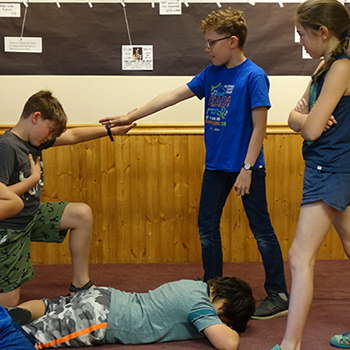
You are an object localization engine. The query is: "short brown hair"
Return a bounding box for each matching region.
[21,90,67,136]
[199,8,248,49]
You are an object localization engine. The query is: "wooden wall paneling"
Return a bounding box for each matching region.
[118,135,133,264]
[129,135,146,263]
[187,135,204,263]
[144,135,161,263]
[173,135,189,263]
[178,135,203,263]
[100,137,117,264]
[158,135,174,262]
[264,133,305,261]
[85,140,103,264]
[1,124,347,264]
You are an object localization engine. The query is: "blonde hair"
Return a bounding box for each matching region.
[295,0,350,85]
[200,7,247,49]
[21,90,67,136]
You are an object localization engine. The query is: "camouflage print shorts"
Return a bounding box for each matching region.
[23,287,112,348]
[0,201,69,293]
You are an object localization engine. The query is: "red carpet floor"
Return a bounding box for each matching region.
[20,260,349,350]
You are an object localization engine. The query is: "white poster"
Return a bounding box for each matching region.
[159,0,182,15]
[122,45,153,71]
[0,4,20,17]
[4,37,42,53]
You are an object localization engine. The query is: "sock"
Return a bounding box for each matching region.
[278,293,288,301]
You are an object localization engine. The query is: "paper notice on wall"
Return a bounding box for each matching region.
[159,0,182,15]
[0,4,20,17]
[122,45,153,71]
[4,37,42,53]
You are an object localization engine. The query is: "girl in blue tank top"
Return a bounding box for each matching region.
[270,1,350,350]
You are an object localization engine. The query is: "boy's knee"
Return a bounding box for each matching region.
[78,203,93,219]
[61,203,93,233]
[0,288,21,307]
[78,204,93,228]
[68,203,93,224]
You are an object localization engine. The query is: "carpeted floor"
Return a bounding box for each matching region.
[20,260,349,350]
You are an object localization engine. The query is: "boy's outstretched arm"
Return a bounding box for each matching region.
[99,84,195,127]
[203,323,240,350]
[53,123,136,147]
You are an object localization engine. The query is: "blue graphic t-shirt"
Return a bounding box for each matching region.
[187,59,271,172]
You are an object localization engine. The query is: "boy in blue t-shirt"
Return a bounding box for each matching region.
[99,7,288,319]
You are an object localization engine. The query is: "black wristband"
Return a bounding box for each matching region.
[105,125,114,142]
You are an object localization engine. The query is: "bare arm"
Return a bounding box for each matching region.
[288,81,311,132]
[288,59,349,140]
[203,323,240,350]
[53,123,136,147]
[288,61,323,132]
[234,106,267,196]
[299,58,349,141]
[0,183,24,220]
[99,84,195,127]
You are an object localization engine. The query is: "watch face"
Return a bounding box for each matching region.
[244,163,252,170]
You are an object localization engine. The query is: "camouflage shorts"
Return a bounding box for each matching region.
[23,287,112,348]
[0,201,69,293]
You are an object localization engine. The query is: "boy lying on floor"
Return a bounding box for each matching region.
[13,276,255,350]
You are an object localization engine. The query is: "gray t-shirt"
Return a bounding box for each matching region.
[106,279,222,344]
[0,129,55,229]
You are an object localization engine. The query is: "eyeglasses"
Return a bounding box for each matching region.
[204,36,231,49]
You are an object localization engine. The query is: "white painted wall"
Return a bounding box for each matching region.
[0,75,309,125]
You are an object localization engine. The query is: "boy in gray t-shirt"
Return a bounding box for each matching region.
[18,277,255,350]
[0,90,135,306]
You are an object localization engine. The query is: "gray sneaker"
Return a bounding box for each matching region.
[251,292,289,320]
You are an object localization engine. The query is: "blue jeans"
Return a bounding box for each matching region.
[198,167,287,293]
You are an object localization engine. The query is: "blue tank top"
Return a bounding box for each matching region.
[303,54,350,172]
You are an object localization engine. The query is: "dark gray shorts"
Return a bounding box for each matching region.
[302,166,350,211]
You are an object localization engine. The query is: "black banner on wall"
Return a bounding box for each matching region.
[0,2,335,76]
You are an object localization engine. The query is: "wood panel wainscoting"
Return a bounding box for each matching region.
[0,124,346,264]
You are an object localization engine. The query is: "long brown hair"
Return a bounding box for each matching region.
[295,0,350,85]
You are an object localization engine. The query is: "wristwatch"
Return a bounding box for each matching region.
[242,163,254,171]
